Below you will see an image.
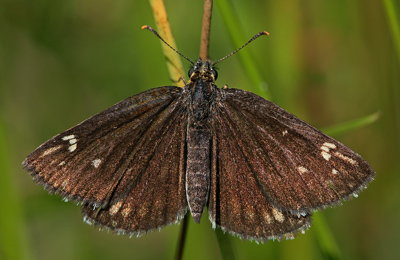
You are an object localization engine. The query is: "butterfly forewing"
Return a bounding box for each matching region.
[215,88,374,214]
[82,96,188,234]
[208,102,311,241]
[23,86,184,208]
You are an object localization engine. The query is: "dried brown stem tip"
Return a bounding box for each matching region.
[199,0,213,61]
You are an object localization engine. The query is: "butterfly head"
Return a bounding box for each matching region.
[188,58,218,84]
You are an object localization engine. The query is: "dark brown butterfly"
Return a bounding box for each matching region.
[22,27,374,242]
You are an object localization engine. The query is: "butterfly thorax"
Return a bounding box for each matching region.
[185,59,215,223]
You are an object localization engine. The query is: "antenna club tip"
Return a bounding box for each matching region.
[262,31,270,36]
[141,25,150,30]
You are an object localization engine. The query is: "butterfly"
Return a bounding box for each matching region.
[22,26,374,242]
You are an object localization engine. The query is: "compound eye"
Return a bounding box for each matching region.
[211,68,218,80]
[188,67,195,78]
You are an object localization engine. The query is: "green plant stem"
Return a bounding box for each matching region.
[215,229,237,260]
[313,213,343,260]
[383,0,400,63]
[321,112,381,137]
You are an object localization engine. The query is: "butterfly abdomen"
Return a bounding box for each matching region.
[186,79,212,223]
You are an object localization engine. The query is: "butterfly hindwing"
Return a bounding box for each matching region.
[23,86,185,209]
[213,88,374,214]
[208,100,311,241]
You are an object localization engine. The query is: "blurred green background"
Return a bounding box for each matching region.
[1,0,399,259]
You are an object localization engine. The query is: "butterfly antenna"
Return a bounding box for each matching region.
[142,25,194,65]
[213,31,269,65]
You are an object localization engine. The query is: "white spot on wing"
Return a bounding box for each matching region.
[58,161,65,166]
[263,211,272,224]
[121,207,132,217]
[282,130,288,136]
[298,166,307,174]
[334,152,358,165]
[272,208,285,223]
[323,142,336,149]
[320,142,336,161]
[320,146,330,152]
[110,201,123,216]
[332,168,339,175]
[68,143,77,152]
[62,135,78,152]
[62,135,75,141]
[321,151,331,161]
[42,145,62,156]
[92,159,102,168]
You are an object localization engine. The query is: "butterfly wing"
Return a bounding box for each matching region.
[208,100,311,241]
[23,86,189,233]
[209,87,374,226]
[81,95,189,234]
